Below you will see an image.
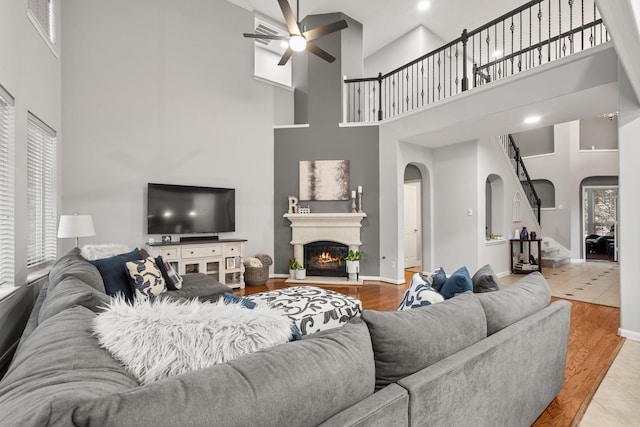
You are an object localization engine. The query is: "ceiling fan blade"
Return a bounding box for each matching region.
[278,47,295,66]
[278,0,301,35]
[243,33,289,40]
[303,20,348,42]
[306,42,336,63]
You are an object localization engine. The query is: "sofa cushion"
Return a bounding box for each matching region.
[38,276,111,324]
[0,306,138,426]
[361,293,487,390]
[398,273,444,310]
[439,266,473,299]
[48,248,105,294]
[472,264,501,293]
[90,248,142,302]
[48,319,376,427]
[163,273,230,302]
[125,257,167,302]
[476,271,551,335]
[94,297,294,384]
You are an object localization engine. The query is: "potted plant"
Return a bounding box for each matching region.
[344,250,363,281]
[294,262,306,280]
[288,258,301,279]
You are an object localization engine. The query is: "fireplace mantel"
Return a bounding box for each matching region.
[284,212,367,269]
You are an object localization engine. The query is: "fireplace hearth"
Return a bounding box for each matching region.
[304,241,348,277]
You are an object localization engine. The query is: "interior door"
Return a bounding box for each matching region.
[404,181,421,268]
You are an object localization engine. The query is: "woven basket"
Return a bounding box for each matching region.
[245,254,273,286]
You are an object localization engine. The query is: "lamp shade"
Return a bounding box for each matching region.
[57,214,95,239]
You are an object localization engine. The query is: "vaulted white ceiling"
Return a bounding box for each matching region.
[231,0,523,58]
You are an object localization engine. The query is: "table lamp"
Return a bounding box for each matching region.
[57,214,95,247]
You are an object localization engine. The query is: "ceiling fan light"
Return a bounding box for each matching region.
[289,35,307,52]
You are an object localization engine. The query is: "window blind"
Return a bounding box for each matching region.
[27,112,57,269]
[0,85,15,286]
[28,0,53,42]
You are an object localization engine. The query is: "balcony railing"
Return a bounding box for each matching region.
[344,0,609,123]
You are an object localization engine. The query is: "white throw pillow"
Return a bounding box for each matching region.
[397,272,444,310]
[93,297,293,385]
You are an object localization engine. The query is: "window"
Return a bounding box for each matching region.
[27,0,58,56]
[0,85,15,286]
[252,16,292,87]
[27,113,57,269]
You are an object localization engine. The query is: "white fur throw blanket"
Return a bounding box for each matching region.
[81,244,131,261]
[93,297,293,385]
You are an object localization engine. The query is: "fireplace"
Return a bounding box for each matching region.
[304,241,348,277]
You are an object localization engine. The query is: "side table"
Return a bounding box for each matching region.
[509,239,542,274]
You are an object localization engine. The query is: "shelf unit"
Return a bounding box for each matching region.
[147,239,246,289]
[509,239,542,274]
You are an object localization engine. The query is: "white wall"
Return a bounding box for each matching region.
[523,121,619,258]
[61,0,293,257]
[364,26,446,76]
[618,66,640,340]
[0,0,62,286]
[477,138,541,276]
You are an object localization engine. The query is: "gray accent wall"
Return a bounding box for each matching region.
[580,116,618,150]
[274,126,380,275]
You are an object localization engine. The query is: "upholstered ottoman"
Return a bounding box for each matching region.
[245,286,362,336]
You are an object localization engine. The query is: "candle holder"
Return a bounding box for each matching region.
[351,195,357,213]
[357,192,363,213]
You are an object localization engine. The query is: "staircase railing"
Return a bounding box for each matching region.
[499,134,542,224]
[344,0,609,123]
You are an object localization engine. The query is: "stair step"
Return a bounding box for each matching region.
[541,256,570,268]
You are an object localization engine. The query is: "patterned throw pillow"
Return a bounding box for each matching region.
[125,257,166,302]
[398,273,444,310]
[155,256,183,290]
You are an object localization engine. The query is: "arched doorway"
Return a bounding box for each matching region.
[403,164,429,272]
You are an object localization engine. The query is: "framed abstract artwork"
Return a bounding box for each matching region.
[299,160,349,201]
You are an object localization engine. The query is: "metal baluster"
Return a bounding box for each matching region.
[569,0,574,54]
[538,3,542,65]
[420,61,425,106]
[519,12,522,71]
[511,17,515,75]
[548,0,552,61]
[581,0,584,51]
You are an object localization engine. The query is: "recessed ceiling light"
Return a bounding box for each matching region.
[280,41,289,49]
[492,50,503,58]
[524,115,541,124]
[417,1,430,11]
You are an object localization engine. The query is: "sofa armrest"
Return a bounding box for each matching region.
[397,300,571,427]
[319,383,409,427]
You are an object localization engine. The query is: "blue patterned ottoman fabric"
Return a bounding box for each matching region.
[245,286,362,336]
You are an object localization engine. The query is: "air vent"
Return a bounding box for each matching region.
[254,23,279,46]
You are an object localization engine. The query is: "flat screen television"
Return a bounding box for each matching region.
[147,183,235,235]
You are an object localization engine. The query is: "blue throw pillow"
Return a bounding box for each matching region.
[439,266,473,299]
[222,292,302,340]
[430,267,447,292]
[398,273,444,310]
[90,249,142,302]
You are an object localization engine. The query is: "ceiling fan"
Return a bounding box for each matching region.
[243,0,348,66]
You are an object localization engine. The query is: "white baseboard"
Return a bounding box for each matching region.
[618,328,640,342]
[270,274,403,285]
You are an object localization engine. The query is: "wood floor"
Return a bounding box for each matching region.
[236,275,622,426]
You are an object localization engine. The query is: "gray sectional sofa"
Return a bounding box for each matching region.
[0,249,571,426]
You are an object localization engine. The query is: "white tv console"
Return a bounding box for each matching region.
[147,239,246,289]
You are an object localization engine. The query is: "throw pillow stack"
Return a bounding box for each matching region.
[87,246,182,303]
[398,264,502,310]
